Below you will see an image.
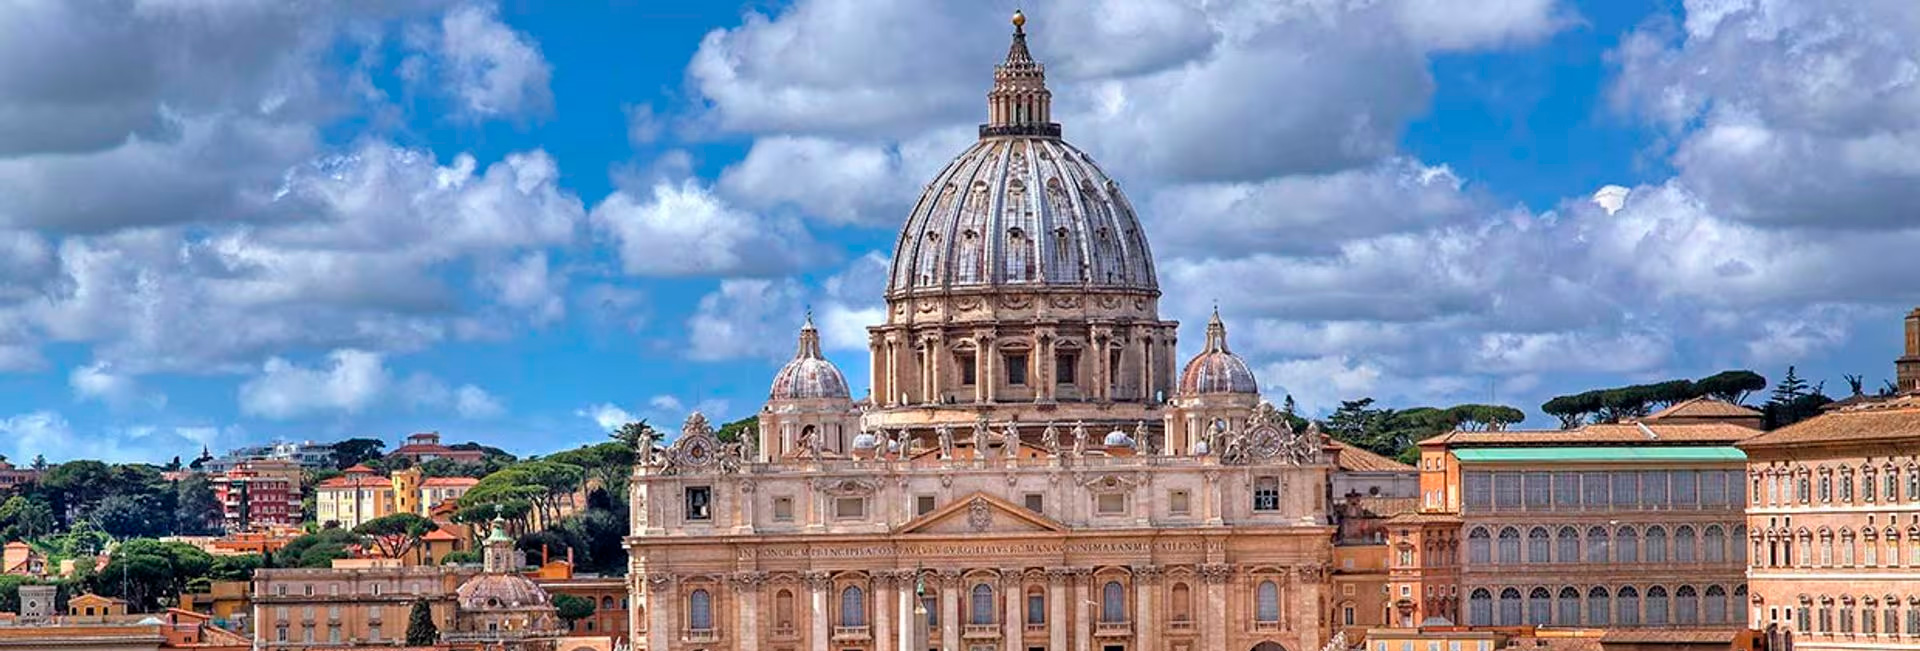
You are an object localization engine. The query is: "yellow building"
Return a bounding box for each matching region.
[315,465,478,530]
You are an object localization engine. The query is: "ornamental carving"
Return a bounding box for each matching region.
[1080,473,1143,493]
[1220,401,1323,466]
[1295,563,1330,582]
[817,478,879,497]
[1048,295,1080,309]
[1134,565,1163,585]
[968,498,993,531]
[729,572,767,592]
[1045,568,1075,583]
[956,297,983,312]
[645,573,675,593]
[1000,295,1033,309]
[803,572,834,591]
[1198,564,1234,584]
[653,412,728,475]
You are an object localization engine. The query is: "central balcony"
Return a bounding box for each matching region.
[833,625,871,640]
[964,624,1001,638]
[1095,621,1132,636]
[684,628,717,643]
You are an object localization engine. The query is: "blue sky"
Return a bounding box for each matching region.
[3,0,1919,463]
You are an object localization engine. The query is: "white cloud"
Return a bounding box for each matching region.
[484,252,566,326]
[453,384,506,419]
[576,396,732,435]
[591,179,820,276]
[685,278,811,361]
[418,2,553,119]
[576,403,636,432]
[238,349,392,419]
[69,361,166,410]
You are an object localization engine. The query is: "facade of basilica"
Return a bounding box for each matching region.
[628,12,1339,651]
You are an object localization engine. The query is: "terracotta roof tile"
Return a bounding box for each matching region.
[1331,441,1414,472]
[1739,395,1920,450]
[1644,396,1763,421]
[421,477,479,487]
[317,476,389,489]
[1422,422,1757,447]
[1351,496,1419,517]
[1598,628,1741,644]
[1383,511,1461,524]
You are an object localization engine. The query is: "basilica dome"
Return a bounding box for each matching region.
[884,14,1156,298]
[1179,309,1258,396]
[769,314,851,401]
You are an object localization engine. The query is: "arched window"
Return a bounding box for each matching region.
[1557,587,1580,625]
[1500,588,1523,626]
[841,586,866,627]
[970,584,995,625]
[1647,586,1670,626]
[688,589,713,631]
[1646,526,1668,563]
[1618,587,1641,626]
[1587,527,1610,563]
[1026,587,1045,624]
[1557,527,1579,563]
[1530,527,1551,563]
[1703,525,1726,563]
[1257,581,1281,623]
[1101,581,1126,623]
[1498,528,1522,564]
[1529,588,1551,626]
[1469,589,1493,626]
[1170,583,1193,623]
[1618,527,1640,563]
[1733,586,1747,625]
[1468,527,1491,564]
[1587,587,1610,625]
[1675,526,1697,563]
[1733,526,1747,564]
[1703,586,1727,624]
[775,589,795,629]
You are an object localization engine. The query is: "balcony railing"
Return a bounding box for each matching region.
[771,623,797,640]
[1025,622,1047,633]
[833,625,871,640]
[1095,621,1131,636]
[964,624,1000,638]
[1168,619,1195,633]
[684,628,717,642]
[1254,620,1282,631]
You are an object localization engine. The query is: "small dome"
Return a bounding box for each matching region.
[852,432,879,450]
[456,574,551,611]
[1193,439,1211,455]
[1103,430,1133,447]
[1179,308,1257,396]
[770,314,852,401]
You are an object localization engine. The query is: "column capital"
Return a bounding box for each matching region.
[1133,565,1163,585]
[729,571,767,592]
[645,572,676,594]
[934,569,965,587]
[1198,564,1234,585]
[1045,567,1075,583]
[803,571,834,591]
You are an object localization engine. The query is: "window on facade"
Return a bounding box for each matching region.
[1886,469,1900,502]
[1005,354,1028,386]
[1675,526,1696,563]
[1524,589,1548,626]
[1588,588,1611,626]
[1820,473,1833,502]
[1499,588,1522,626]
[772,496,794,522]
[1672,471,1698,506]
[1553,472,1580,509]
[1257,581,1281,623]
[1101,581,1126,622]
[1494,473,1522,510]
[1055,352,1077,385]
[841,586,866,627]
[1254,476,1280,511]
[1529,527,1551,563]
[1865,470,1879,502]
[1096,493,1126,515]
[1469,589,1492,626]
[1171,583,1193,623]
[775,589,795,628]
[1797,606,1811,632]
[1464,472,1493,510]
[686,487,712,521]
[1704,586,1727,624]
[1641,471,1668,507]
[1612,472,1637,508]
[1617,527,1639,563]
[971,584,995,625]
[1026,588,1044,624]
[834,497,866,520]
[1796,474,1811,503]
[1646,587,1669,626]
[1557,527,1579,563]
[923,596,938,627]
[958,353,978,386]
[1558,587,1581,626]
[915,495,936,517]
[1583,473,1610,509]
[1169,490,1190,515]
[1617,587,1640,626]
[1468,528,1491,564]
[1842,473,1855,502]
[1524,473,1550,509]
[1023,493,1044,513]
[1646,527,1668,563]
[689,589,713,630]
[1702,471,1728,506]
[1497,527,1521,564]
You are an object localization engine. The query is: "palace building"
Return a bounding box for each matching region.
[627,11,1340,651]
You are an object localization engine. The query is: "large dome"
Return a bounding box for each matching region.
[769,314,851,401]
[884,13,1155,298]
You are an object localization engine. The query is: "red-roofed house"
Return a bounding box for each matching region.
[388,432,486,463]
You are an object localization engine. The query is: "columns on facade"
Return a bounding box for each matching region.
[1140,331,1153,403]
[875,573,896,651]
[1072,568,1093,651]
[732,573,764,651]
[1036,330,1056,402]
[645,574,674,651]
[1134,566,1160,651]
[897,575,918,651]
[940,571,961,651]
[1047,569,1069,651]
[1200,564,1232,651]
[806,572,831,651]
[1002,571,1022,651]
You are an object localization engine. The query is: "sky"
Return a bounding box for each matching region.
[3,0,1919,463]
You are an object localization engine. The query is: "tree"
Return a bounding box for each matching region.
[438,549,482,565]
[546,442,635,501]
[0,496,55,541]
[208,554,265,581]
[330,438,388,470]
[611,420,663,453]
[278,528,363,569]
[1282,394,1298,416]
[29,455,46,471]
[1444,404,1526,432]
[553,593,595,624]
[87,539,215,611]
[1541,391,1603,429]
[92,494,166,539]
[1763,366,1832,430]
[352,513,437,560]
[1770,366,1811,405]
[173,475,222,535]
[715,416,758,444]
[405,598,438,645]
[164,456,182,472]
[41,460,113,525]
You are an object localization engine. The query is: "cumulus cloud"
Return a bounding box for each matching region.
[683,252,888,362]
[70,362,166,410]
[591,180,821,276]
[411,2,554,119]
[575,395,731,435]
[237,348,505,420]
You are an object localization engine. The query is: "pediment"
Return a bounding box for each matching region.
[895,491,1068,535]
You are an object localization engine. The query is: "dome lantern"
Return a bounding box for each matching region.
[983,9,1058,138]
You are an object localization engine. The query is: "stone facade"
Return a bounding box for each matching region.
[1740,390,1920,649]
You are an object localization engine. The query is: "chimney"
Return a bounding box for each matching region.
[1899,308,1920,393]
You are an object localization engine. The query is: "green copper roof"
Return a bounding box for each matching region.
[1452,446,1746,463]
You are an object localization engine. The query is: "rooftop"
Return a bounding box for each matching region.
[1420,421,1758,448]
[1643,396,1763,421]
[1739,394,1920,450]
[1331,440,1413,472]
